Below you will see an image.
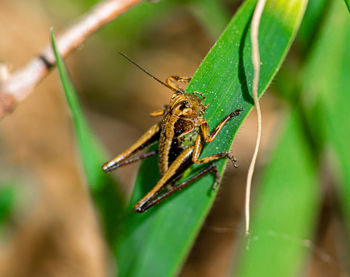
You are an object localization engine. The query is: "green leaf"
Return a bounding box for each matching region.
[234,110,319,277]
[116,0,307,276]
[297,0,328,54]
[344,0,350,13]
[0,183,16,227]
[188,0,230,39]
[50,31,126,246]
[302,1,350,230]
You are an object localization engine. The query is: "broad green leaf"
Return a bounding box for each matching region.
[116,0,307,276]
[51,31,126,245]
[302,1,350,229]
[234,110,319,277]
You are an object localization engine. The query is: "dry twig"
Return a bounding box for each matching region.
[245,0,266,235]
[0,0,142,118]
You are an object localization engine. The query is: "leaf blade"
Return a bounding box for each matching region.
[302,0,350,232]
[234,110,319,277]
[50,31,126,246]
[116,0,307,276]
[344,0,350,13]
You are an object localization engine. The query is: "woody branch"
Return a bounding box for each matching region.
[0,0,142,118]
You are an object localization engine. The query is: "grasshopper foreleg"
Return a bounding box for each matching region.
[166,76,192,92]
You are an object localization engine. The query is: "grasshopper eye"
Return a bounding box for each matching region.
[182,108,192,116]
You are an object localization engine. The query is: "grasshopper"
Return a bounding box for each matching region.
[102,53,242,213]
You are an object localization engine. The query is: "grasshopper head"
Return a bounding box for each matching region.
[170,92,207,119]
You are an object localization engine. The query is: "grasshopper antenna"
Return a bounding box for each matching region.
[118,52,182,93]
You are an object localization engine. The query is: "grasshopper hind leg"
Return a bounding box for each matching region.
[102,123,160,172]
[134,163,220,213]
[102,151,158,172]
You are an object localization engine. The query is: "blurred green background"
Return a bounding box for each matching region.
[0,0,349,276]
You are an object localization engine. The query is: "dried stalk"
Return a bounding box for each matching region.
[245,0,266,235]
[0,0,142,118]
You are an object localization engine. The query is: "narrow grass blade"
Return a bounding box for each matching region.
[234,110,319,276]
[51,31,126,245]
[0,183,16,227]
[302,1,350,229]
[297,0,329,55]
[116,0,307,276]
[188,0,230,39]
[344,0,350,13]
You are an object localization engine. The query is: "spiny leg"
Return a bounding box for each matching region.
[190,108,242,166]
[193,145,238,168]
[166,76,191,92]
[136,163,220,212]
[199,108,242,143]
[102,151,158,172]
[102,123,160,172]
[134,147,194,212]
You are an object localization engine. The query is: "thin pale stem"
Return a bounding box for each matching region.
[245,0,266,235]
[0,0,142,118]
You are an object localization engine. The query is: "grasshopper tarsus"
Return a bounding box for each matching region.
[225,152,238,167]
[211,164,220,191]
[229,108,243,118]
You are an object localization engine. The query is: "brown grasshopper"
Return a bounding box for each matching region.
[102,53,242,213]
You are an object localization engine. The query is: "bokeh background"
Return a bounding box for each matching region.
[0,0,349,276]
